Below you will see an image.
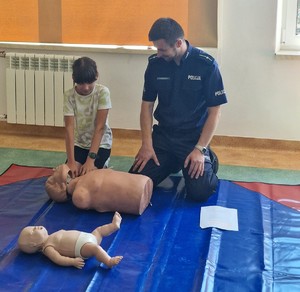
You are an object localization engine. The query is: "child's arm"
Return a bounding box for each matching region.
[64,116,79,177]
[80,109,109,175]
[43,246,85,269]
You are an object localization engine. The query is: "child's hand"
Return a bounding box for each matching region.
[73,257,85,269]
[80,161,97,176]
[67,161,79,178]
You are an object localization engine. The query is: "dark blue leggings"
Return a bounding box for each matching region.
[70,146,111,169]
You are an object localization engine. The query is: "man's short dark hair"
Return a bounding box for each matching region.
[72,57,98,84]
[148,18,184,46]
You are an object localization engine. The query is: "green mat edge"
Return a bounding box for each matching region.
[0,148,299,185]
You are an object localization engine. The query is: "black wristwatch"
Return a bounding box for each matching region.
[88,152,97,159]
[194,144,208,155]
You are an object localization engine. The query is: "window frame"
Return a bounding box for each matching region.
[276,0,300,55]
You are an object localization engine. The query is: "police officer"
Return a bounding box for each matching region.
[130,18,227,202]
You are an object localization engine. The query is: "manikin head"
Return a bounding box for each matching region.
[18,226,49,254]
[45,164,70,202]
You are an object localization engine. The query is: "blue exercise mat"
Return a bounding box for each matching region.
[0,165,300,291]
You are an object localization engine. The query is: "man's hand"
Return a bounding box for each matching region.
[184,148,205,179]
[132,145,160,172]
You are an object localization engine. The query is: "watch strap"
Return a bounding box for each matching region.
[88,152,98,159]
[194,144,207,155]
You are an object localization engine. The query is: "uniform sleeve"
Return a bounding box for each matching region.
[142,63,157,102]
[97,86,112,110]
[63,89,75,116]
[204,61,227,107]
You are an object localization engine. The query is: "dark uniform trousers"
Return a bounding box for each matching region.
[129,125,218,202]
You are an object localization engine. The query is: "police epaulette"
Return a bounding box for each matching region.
[193,50,215,64]
[148,54,158,62]
[195,52,214,64]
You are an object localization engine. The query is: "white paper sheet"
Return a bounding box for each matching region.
[200,206,239,231]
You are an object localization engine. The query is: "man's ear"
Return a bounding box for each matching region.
[176,39,182,48]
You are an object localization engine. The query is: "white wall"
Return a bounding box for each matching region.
[217,0,300,141]
[0,0,299,141]
[0,50,148,130]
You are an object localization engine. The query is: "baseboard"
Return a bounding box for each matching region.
[1,121,299,151]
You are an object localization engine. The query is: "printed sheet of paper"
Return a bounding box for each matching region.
[200,206,239,231]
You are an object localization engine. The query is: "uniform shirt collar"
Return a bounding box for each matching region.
[180,40,193,65]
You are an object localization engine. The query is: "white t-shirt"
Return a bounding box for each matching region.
[63,83,112,149]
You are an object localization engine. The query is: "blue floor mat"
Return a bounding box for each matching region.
[1,166,300,292]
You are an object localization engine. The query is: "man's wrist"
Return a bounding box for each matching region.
[194,144,208,155]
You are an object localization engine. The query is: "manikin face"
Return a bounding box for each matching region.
[52,164,69,183]
[27,226,49,244]
[75,81,96,96]
[45,164,70,202]
[18,226,49,253]
[153,39,181,62]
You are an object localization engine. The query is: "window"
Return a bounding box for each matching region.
[276,0,300,55]
[0,0,218,49]
[297,0,300,34]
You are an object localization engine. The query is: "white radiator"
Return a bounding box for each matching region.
[6,53,79,126]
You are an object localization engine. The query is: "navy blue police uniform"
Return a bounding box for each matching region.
[130,41,227,201]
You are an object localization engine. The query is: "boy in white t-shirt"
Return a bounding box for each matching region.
[64,57,112,177]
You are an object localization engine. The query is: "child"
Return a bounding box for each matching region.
[18,212,123,269]
[64,56,112,177]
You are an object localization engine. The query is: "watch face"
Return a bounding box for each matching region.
[88,152,97,159]
[195,144,207,155]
